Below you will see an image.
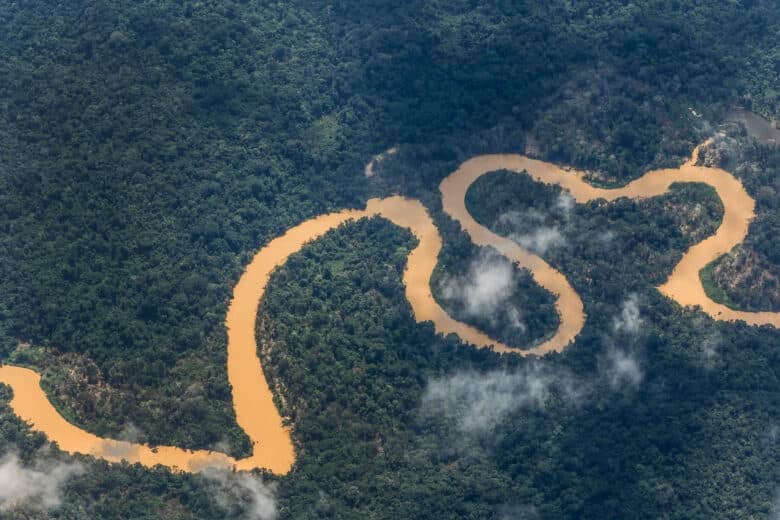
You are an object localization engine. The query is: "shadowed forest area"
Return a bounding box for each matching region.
[1,0,779,518]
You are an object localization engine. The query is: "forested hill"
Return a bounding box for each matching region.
[1,1,779,518]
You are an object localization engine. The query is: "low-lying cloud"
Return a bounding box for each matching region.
[699,331,721,370]
[498,503,541,520]
[99,422,146,459]
[498,210,566,255]
[498,209,545,227]
[601,294,644,390]
[202,465,278,520]
[598,230,616,245]
[440,251,526,331]
[421,364,582,437]
[496,191,574,255]
[612,293,642,335]
[421,294,650,442]
[0,452,84,512]
[555,192,575,219]
[512,227,566,255]
[600,347,643,389]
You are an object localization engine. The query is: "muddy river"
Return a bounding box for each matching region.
[1,141,777,475]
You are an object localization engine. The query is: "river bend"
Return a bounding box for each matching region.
[1,141,777,475]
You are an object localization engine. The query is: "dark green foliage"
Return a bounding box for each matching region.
[705,139,780,311]
[431,242,560,350]
[0,0,779,518]
[256,212,780,519]
[699,257,742,310]
[466,169,724,302]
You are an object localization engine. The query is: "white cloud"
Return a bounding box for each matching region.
[601,347,643,390]
[509,227,565,255]
[499,214,566,255]
[99,422,146,459]
[211,437,233,454]
[421,364,581,437]
[421,295,650,449]
[612,294,642,335]
[202,466,278,520]
[441,251,526,331]
[496,193,571,255]
[555,192,575,219]
[599,296,645,390]
[507,307,525,330]
[498,503,541,519]
[498,209,545,227]
[598,230,615,245]
[0,452,84,512]
[699,332,721,369]
[690,317,722,370]
[118,422,144,443]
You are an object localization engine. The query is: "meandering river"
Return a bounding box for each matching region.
[0,141,777,475]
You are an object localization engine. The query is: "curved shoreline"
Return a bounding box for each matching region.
[441,141,778,329]
[1,141,778,476]
[0,196,503,475]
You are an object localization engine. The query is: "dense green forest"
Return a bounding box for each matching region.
[703,136,780,311]
[1,0,779,518]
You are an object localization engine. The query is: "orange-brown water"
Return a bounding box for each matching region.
[0,365,236,473]
[0,196,498,475]
[442,140,779,331]
[0,141,777,476]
